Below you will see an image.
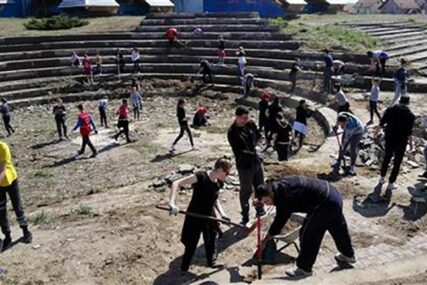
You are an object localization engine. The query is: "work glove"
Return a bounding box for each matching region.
[168,203,179,216]
[332,126,338,133]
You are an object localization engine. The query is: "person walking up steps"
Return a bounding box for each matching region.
[323,49,334,94]
[255,176,355,279]
[72,104,97,157]
[95,51,103,76]
[131,47,141,74]
[170,98,195,152]
[113,99,131,144]
[115,49,125,81]
[129,86,143,120]
[0,99,14,137]
[0,141,32,251]
[258,92,270,138]
[242,73,254,98]
[217,34,226,65]
[227,106,264,225]
[391,58,409,107]
[367,78,382,125]
[237,47,247,79]
[168,157,233,272]
[82,54,94,85]
[372,96,416,201]
[289,58,301,93]
[98,97,108,128]
[52,98,68,140]
[70,51,81,68]
[332,112,364,176]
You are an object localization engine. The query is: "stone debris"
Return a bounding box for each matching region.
[177,164,195,174]
[358,128,426,170]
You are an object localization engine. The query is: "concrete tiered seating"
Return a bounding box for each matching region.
[0,12,426,110]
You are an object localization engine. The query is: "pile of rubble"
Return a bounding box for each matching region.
[358,127,426,173]
[149,163,240,193]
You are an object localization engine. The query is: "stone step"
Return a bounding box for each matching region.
[0,60,419,93]
[0,47,369,66]
[0,32,292,47]
[355,26,402,33]
[367,28,423,37]
[388,44,427,59]
[0,76,77,93]
[0,38,299,53]
[387,38,427,53]
[142,18,267,26]
[145,12,260,19]
[377,30,426,40]
[137,24,280,33]
[0,54,396,79]
[403,50,427,63]
[382,33,427,46]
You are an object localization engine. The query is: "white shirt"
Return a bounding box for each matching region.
[98,99,108,109]
[131,50,140,62]
[370,85,380,102]
[238,56,247,65]
[336,90,348,106]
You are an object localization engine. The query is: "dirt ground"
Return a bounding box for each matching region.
[0,78,425,285]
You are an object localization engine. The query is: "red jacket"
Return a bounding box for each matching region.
[79,112,92,136]
[165,28,178,41]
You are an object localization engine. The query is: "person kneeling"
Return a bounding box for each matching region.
[192,106,209,128]
[168,158,233,272]
[255,176,356,278]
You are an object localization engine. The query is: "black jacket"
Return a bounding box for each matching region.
[380,103,415,142]
[227,120,261,169]
[296,106,313,125]
[268,176,336,236]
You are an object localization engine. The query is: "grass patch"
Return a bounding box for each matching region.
[32,210,52,225]
[24,15,89,30]
[72,204,93,215]
[34,171,54,179]
[270,17,378,53]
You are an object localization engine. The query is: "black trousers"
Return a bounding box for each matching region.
[338,102,350,113]
[275,143,289,161]
[181,218,217,271]
[99,107,108,127]
[115,120,130,142]
[294,130,306,147]
[55,116,67,138]
[202,71,213,84]
[80,135,97,154]
[290,73,297,92]
[133,60,140,73]
[297,188,354,272]
[375,58,387,76]
[380,139,407,184]
[369,101,381,122]
[0,179,28,235]
[173,124,194,147]
[2,115,14,136]
[133,106,140,120]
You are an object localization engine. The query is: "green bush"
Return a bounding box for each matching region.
[24,15,89,30]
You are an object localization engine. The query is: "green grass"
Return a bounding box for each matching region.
[72,204,93,215]
[32,210,52,225]
[24,15,89,30]
[34,171,54,179]
[270,17,378,53]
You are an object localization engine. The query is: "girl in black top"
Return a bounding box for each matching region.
[170,98,195,152]
[0,99,14,137]
[217,35,226,65]
[52,98,68,140]
[289,58,301,92]
[274,112,293,161]
[168,158,233,271]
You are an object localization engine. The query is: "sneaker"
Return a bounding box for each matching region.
[77,150,84,156]
[386,183,396,191]
[90,152,97,158]
[383,184,395,200]
[240,216,249,227]
[285,266,313,278]
[419,171,427,179]
[2,235,11,251]
[331,162,340,173]
[191,146,198,151]
[170,145,176,152]
[335,253,356,264]
[22,228,33,244]
[346,165,356,176]
[375,176,386,187]
[366,120,373,125]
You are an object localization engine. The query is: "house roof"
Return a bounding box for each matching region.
[327,0,358,4]
[286,0,307,4]
[145,0,174,7]
[353,0,382,8]
[379,0,421,10]
[59,0,119,8]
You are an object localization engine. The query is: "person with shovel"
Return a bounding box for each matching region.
[168,157,233,272]
[255,176,356,278]
[332,112,364,176]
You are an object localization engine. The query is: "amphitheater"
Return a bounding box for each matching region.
[0,12,426,285]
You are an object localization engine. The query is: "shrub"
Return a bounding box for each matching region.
[33,210,52,225]
[24,15,89,30]
[72,204,93,215]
